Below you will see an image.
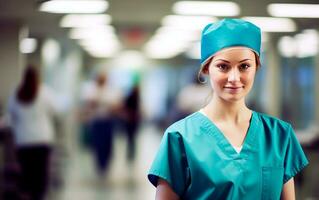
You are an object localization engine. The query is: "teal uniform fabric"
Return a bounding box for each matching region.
[148,111,308,200]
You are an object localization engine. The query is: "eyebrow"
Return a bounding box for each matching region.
[214,59,252,63]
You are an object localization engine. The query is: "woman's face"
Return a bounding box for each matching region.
[207,47,257,102]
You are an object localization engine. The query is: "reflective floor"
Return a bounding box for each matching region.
[50,124,162,200]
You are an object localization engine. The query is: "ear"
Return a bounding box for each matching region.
[202,64,209,75]
[254,53,261,70]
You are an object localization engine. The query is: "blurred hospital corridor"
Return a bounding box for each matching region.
[49,124,161,200]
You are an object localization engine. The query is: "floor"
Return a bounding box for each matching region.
[50,124,162,200]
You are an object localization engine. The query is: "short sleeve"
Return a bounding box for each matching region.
[283,125,309,183]
[148,131,190,196]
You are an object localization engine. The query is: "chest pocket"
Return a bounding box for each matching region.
[261,166,284,200]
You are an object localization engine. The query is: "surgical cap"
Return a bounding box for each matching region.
[201,18,261,66]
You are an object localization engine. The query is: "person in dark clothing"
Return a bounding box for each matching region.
[123,85,141,162]
[82,72,123,176]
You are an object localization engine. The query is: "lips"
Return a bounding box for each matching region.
[224,86,243,89]
[223,86,244,93]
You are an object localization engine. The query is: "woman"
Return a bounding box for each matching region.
[8,65,57,200]
[148,19,308,199]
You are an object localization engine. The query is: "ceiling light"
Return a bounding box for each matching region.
[173,1,240,16]
[144,48,183,59]
[86,50,118,58]
[79,39,120,49]
[39,0,108,14]
[162,15,216,30]
[268,4,319,18]
[155,27,201,42]
[60,14,111,27]
[84,43,120,57]
[242,17,296,32]
[69,26,115,39]
[144,39,188,59]
[20,38,37,54]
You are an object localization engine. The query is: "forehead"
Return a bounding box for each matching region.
[212,47,255,61]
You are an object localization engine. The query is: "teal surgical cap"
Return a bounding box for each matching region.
[201,18,261,66]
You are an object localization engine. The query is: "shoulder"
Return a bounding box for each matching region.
[254,111,292,130]
[253,111,294,145]
[165,112,204,138]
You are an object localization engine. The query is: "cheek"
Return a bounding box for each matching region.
[209,74,226,89]
[243,72,256,87]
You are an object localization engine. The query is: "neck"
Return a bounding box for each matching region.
[204,95,251,124]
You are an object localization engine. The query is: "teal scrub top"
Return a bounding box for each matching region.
[148,111,309,200]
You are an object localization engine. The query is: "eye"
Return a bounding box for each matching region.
[216,64,229,71]
[239,63,251,71]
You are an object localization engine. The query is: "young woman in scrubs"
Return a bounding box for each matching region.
[148,18,309,200]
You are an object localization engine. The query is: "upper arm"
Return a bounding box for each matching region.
[148,131,190,196]
[281,178,295,200]
[156,178,180,200]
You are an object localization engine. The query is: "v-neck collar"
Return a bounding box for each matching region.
[196,110,259,159]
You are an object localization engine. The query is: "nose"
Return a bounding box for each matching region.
[228,68,240,82]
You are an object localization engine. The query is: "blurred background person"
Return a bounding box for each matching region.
[7,65,58,200]
[175,75,211,120]
[122,81,141,163]
[81,71,123,178]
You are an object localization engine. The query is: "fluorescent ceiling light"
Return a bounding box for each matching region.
[87,50,117,58]
[173,1,240,16]
[155,28,201,42]
[85,46,118,52]
[144,14,213,59]
[20,38,37,54]
[146,40,188,51]
[162,15,216,30]
[144,39,188,59]
[60,14,111,27]
[79,39,120,49]
[39,0,108,14]
[160,25,206,32]
[242,17,296,32]
[69,26,115,39]
[144,48,183,59]
[268,4,319,18]
[84,44,120,58]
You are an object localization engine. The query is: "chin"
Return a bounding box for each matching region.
[222,94,245,102]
